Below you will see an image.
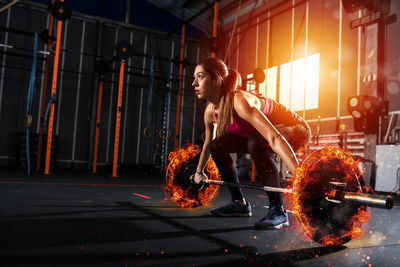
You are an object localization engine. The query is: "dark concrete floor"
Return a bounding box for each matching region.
[0,169,399,266]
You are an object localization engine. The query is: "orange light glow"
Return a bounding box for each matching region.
[164,143,221,208]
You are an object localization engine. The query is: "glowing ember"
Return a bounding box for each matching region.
[164,143,221,208]
[289,146,370,246]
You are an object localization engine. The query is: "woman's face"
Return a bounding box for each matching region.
[192,64,218,100]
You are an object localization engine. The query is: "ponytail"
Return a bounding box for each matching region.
[216,68,241,138]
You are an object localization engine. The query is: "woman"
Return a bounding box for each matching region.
[192,58,310,229]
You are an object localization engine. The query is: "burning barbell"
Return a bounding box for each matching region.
[165,144,394,246]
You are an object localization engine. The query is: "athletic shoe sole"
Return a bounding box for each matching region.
[255,221,289,230]
[210,211,252,217]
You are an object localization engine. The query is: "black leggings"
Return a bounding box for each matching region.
[208,132,282,205]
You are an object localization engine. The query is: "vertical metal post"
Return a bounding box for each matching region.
[55,21,69,136]
[377,17,387,145]
[121,31,134,164]
[92,80,104,174]
[0,8,11,117]
[125,0,131,24]
[136,35,148,164]
[161,42,175,167]
[289,0,295,110]
[236,26,239,69]
[71,21,86,163]
[356,10,362,96]
[303,0,309,118]
[337,0,343,119]
[251,21,260,182]
[211,2,218,58]
[88,20,104,170]
[111,60,125,177]
[106,29,119,165]
[251,162,256,182]
[266,12,270,70]
[179,45,187,148]
[255,17,259,68]
[36,2,55,171]
[44,10,64,175]
[174,24,185,149]
[191,46,200,144]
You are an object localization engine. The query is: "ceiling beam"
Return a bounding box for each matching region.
[166,0,220,37]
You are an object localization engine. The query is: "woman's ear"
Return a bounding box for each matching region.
[213,77,223,90]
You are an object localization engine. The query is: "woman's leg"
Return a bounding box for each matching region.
[208,134,248,201]
[247,133,281,205]
[247,132,289,229]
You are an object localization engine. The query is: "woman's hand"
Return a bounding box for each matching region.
[191,172,208,184]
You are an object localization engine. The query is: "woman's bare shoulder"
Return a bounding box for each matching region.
[233,90,261,109]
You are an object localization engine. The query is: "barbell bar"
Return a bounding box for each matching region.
[198,177,393,210]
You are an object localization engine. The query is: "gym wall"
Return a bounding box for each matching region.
[221,0,400,136]
[0,1,209,169]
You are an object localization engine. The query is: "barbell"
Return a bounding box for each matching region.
[164,144,394,247]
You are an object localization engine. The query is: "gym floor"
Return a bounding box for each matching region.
[1,169,399,267]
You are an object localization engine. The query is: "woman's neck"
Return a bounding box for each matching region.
[208,94,221,107]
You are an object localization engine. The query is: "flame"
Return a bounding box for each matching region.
[164,143,221,208]
[289,146,371,246]
[347,208,371,240]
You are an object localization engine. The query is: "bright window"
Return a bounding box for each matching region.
[244,54,319,110]
[279,53,320,111]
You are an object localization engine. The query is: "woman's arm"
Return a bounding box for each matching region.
[193,103,215,183]
[234,92,299,174]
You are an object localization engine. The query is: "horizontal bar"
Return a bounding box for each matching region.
[0,43,50,55]
[204,179,292,193]
[0,50,46,61]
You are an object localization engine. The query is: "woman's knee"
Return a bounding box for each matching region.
[277,124,310,151]
[292,124,311,151]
